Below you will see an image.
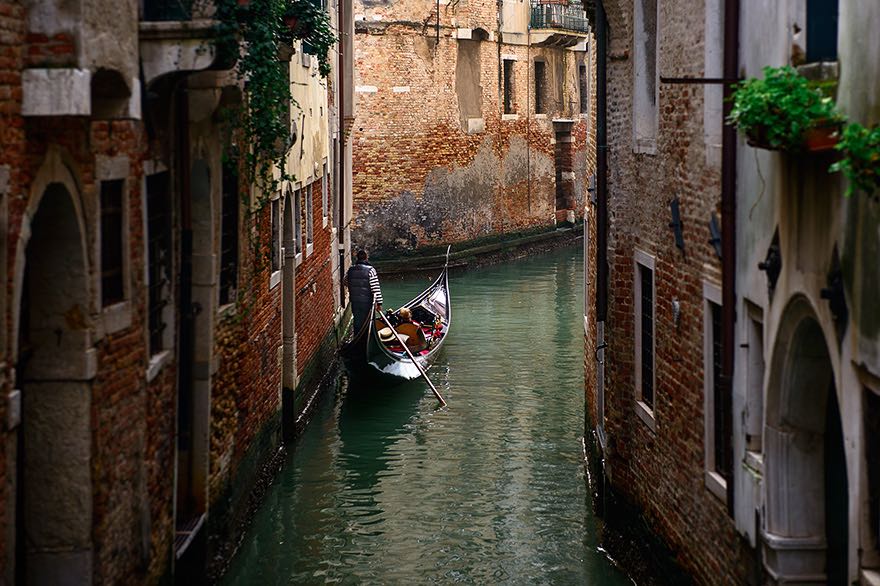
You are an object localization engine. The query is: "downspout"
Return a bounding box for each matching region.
[720,0,739,515]
[593,0,607,447]
[337,0,346,306]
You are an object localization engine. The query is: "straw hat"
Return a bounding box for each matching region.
[378,327,396,342]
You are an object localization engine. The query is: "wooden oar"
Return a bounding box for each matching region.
[377,311,447,407]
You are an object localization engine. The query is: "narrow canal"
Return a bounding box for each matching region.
[223,246,632,584]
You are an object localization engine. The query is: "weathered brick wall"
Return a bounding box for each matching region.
[593,0,752,583]
[294,177,337,382]
[352,0,592,257]
[0,0,24,574]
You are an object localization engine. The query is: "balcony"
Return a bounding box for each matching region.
[139,0,219,86]
[529,1,589,47]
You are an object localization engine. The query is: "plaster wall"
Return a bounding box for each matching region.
[732,1,880,582]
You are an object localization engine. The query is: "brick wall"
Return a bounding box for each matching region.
[352,1,593,257]
[295,178,337,381]
[588,0,752,583]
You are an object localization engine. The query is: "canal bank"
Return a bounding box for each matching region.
[370,223,585,276]
[220,246,633,584]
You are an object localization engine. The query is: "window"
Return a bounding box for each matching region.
[578,63,589,115]
[503,59,515,114]
[321,161,329,225]
[703,0,723,167]
[271,197,281,273]
[866,389,880,552]
[634,250,655,424]
[219,157,239,306]
[147,172,172,355]
[100,179,125,307]
[534,60,547,114]
[703,282,729,500]
[744,301,764,453]
[305,182,314,252]
[806,0,838,63]
[293,187,303,261]
[633,0,659,152]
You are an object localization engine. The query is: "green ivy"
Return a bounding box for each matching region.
[214,0,335,201]
[287,0,337,78]
[830,123,880,197]
[728,66,841,151]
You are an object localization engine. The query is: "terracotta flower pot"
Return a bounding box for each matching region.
[745,126,782,151]
[803,122,842,153]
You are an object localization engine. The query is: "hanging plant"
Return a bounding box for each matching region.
[830,122,880,197]
[728,66,842,152]
[285,0,336,78]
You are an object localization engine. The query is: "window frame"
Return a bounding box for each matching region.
[293,186,303,267]
[703,280,727,502]
[99,177,127,309]
[534,59,547,115]
[145,170,174,360]
[503,58,515,115]
[270,194,282,288]
[321,159,329,228]
[305,181,314,257]
[578,61,590,116]
[632,0,660,154]
[634,249,656,430]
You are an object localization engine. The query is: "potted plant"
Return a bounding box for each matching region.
[830,122,880,196]
[728,66,842,152]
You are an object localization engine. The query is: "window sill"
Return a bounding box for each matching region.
[583,314,589,335]
[146,350,172,383]
[634,400,656,432]
[502,113,519,121]
[306,242,314,257]
[217,302,236,319]
[633,139,657,155]
[705,470,728,503]
[102,300,132,336]
[295,252,303,267]
[322,215,328,228]
[270,270,282,290]
[534,113,548,119]
[744,449,763,475]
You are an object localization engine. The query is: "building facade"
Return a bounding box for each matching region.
[0,0,354,581]
[351,0,595,257]
[585,0,880,584]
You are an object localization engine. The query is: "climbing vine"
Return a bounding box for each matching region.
[214,0,336,200]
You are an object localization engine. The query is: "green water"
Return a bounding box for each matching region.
[222,246,632,585]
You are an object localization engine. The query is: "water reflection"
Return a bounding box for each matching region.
[223,247,632,585]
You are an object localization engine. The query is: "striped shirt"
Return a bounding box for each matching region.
[368,266,383,305]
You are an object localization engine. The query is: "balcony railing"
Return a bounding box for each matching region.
[530,1,589,34]
[142,0,193,21]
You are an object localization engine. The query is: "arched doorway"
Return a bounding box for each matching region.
[763,297,848,584]
[15,182,94,584]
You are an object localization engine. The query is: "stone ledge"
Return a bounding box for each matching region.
[22,68,91,116]
[372,224,583,276]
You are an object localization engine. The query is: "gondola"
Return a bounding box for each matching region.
[345,247,451,382]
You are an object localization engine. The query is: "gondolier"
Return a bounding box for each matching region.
[345,248,383,336]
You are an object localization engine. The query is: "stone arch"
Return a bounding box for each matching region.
[763,295,848,584]
[13,149,95,584]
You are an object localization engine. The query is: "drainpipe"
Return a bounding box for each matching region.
[720,0,739,515]
[593,0,607,448]
[337,0,346,306]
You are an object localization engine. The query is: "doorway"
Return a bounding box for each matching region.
[15,182,94,584]
[764,297,848,583]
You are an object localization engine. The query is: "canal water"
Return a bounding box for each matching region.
[222,246,632,584]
